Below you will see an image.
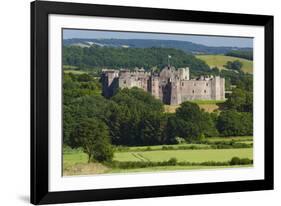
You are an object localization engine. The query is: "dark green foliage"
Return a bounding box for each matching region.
[217,110,253,136]
[223,88,253,112]
[224,60,243,71]
[70,118,113,163]
[230,157,253,165]
[225,50,253,60]
[108,157,252,169]
[63,46,211,72]
[166,102,219,142]
[106,87,165,146]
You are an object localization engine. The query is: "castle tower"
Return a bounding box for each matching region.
[150,76,160,99]
[170,79,182,105]
[211,76,225,100]
[179,67,190,80]
[101,70,119,97]
[220,77,225,100]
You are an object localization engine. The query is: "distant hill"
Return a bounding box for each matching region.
[196,55,253,74]
[63,38,252,55]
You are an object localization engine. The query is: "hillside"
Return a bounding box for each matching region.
[63,46,211,72]
[195,54,253,74]
[63,38,252,55]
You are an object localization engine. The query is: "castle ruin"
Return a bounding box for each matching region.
[101,66,225,105]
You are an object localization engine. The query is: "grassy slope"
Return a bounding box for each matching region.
[164,100,225,113]
[196,54,253,74]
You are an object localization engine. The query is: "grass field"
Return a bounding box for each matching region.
[63,69,87,74]
[196,54,253,74]
[63,136,253,176]
[114,148,253,163]
[164,100,225,113]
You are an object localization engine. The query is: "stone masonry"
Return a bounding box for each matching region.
[101,66,225,105]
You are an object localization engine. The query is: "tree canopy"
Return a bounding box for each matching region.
[70,118,113,163]
[63,45,211,72]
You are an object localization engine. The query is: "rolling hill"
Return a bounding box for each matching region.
[63,38,252,55]
[195,54,253,74]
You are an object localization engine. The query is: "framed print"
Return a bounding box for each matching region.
[31,0,274,204]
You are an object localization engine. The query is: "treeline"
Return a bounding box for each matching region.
[108,157,253,169]
[63,45,210,72]
[63,72,253,149]
[225,50,253,60]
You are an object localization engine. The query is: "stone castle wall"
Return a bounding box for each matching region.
[101,66,225,105]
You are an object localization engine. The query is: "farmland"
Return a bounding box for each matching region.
[114,148,252,162]
[63,136,253,176]
[195,54,253,74]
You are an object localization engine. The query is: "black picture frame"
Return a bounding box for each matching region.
[31,0,274,204]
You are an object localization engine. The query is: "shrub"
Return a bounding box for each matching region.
[168,158,178,165]
[230,157,252,165]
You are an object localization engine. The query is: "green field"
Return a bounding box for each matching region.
[63,136,253,176]
[164,100,225,113]
[196,54,253,74]
[63,69,87,74]
[114,148,252,163]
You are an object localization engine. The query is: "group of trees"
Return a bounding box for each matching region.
[225,50,253,60]
[63,45,210,72]
[223,60,243,71]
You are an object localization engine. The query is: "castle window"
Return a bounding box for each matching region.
[192,90,194,94]
[123,80,126,84]
[194,83,196,86]
[204,90,206,93]
[181,82,184,86]
[206,83,209,86]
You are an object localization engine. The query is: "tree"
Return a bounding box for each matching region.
[71,118,113,163]
[223,88,253,113]
[166,102,218,142]
[216,110,253,136]
[224,60,243,71]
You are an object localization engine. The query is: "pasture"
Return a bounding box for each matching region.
[114,148,253,162]
[195,54,253,74]
[63,136,253,176]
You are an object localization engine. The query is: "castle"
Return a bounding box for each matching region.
[101,66,225,105]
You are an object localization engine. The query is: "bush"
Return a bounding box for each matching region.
[108,157,253,169]
[230,157,252,165]
[168,158,178,165]
[174,137,186,144]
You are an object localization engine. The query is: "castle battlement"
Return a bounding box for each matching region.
[101,66,225,105]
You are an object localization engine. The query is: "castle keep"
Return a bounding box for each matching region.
[101,66,225,105]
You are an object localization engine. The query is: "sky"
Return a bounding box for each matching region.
[63,29,253,48]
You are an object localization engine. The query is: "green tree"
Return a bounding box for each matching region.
[223,88,253,112]
[224,60,243,71]
[217,110,253,136]
[166,102,218,142]
[70,118,113,163]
